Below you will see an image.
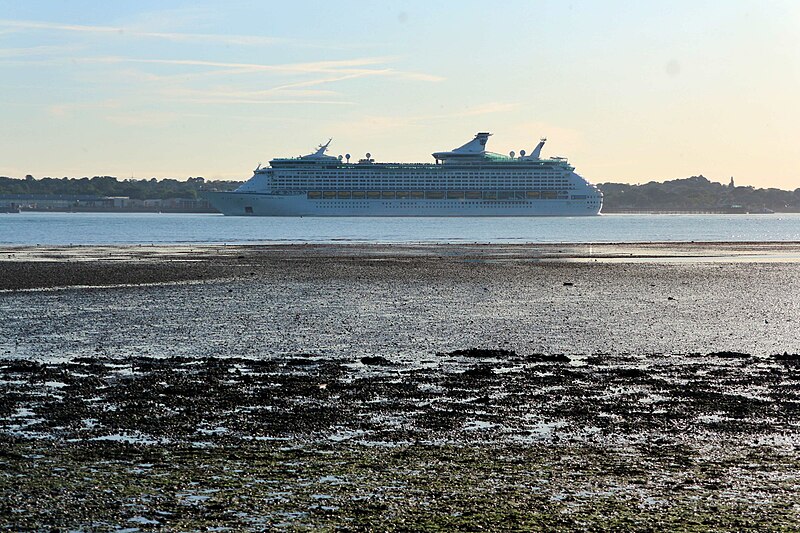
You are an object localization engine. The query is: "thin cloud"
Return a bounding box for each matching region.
[49,101,120,118]
[1,23,443,113]
[0,45,81,58]
[382,68,445,82]
[73,56,444,85]
[270,71,393,91]
[106,62,442,85]
[159,86,341,102]
[0,19,282,46]
[104,111,181,126]
[179,98,354,105]
[82,55,397,74]
[0,16,382,51]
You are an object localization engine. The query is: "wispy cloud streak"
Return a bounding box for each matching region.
[0,45,80,58]
[269,71,393,91]
[1,17,443,112]
[82,55,399,75]
[49,100,120,117]
[177,99,354,105]
[66,56,445,87]
[0,19,281,45]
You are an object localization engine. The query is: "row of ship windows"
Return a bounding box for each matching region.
[314,202,597,208]
[305,190,579,200]
[274,176,570,180]
[272,179,571,187]
[317,202,554,207]
[276,173,570,178]
[279,184,573,191]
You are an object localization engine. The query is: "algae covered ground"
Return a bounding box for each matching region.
[2,352,800,531]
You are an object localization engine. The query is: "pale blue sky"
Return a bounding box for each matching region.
[1,1,798,188]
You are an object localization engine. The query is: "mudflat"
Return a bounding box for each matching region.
[1,243,800,530]
[3,241,800,291]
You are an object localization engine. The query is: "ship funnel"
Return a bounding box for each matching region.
[527,138,546,159]
[452,132,492,154]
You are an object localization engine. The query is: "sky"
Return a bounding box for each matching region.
[0,0,798,188]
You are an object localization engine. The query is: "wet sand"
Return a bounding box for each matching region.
[3,241,800,291]
[2,243,800,530]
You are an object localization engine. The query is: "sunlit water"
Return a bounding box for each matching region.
[1,212,800,245]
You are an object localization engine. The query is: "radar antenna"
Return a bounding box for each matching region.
[314,138,332,156]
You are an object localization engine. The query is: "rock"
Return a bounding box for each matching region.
[285,353,321,366]
[707,351,750,359]
[616,367,648,379]
[360,356,394,366]
[525,353,570,363]
[774,353,800,364]
[285,358,318,366]
[463,364,495,378]
[438,348,516,359]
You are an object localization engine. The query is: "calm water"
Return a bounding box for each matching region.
[1,212,800,245]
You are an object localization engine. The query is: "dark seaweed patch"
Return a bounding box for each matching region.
[526,353,570,363]
[708,351,751,359]
[360,356,395,366]
[438,348,517,359]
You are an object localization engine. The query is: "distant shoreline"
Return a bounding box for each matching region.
[4,208,800,214]
[2,207,217,214]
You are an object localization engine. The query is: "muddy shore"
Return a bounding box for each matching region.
[2,243,800,530]
[3,241,800,291]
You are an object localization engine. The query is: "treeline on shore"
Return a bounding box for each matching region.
[0,175,238,201]
[1,174,799,212]
[598,176,800,212]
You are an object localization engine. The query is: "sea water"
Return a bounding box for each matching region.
[1,212,800,246]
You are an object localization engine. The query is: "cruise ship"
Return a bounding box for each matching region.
[204,133,603,216]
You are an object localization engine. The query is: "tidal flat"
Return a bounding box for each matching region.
[1,243,800,530]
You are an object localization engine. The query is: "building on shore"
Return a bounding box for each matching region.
[0,194,216,213]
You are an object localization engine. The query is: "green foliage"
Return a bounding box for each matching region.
[599,176,800,212]
[0,175,241,200]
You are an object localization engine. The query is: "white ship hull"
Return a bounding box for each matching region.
[206,192,602,216]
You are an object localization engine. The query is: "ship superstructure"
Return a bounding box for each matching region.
[205,133,603,216]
